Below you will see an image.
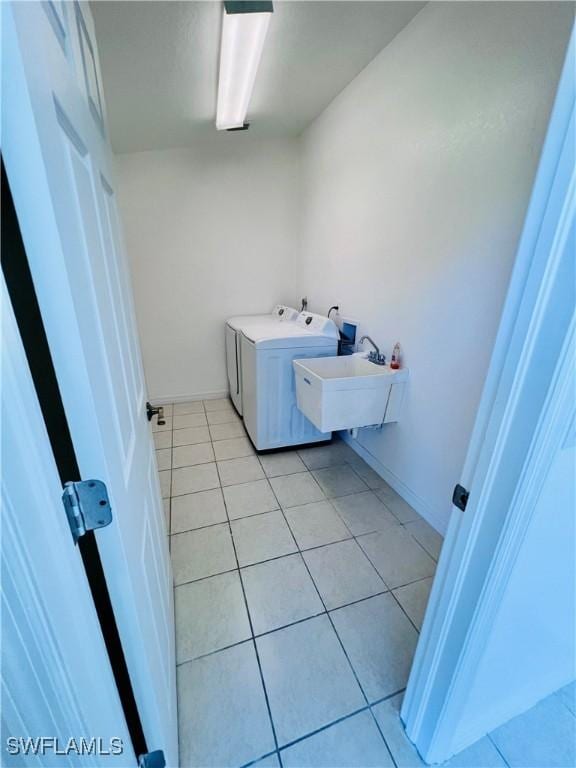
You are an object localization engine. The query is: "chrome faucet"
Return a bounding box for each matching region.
[359,335,386,366]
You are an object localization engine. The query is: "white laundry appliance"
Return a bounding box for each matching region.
[225,305,299,415]
[241,312,339,450]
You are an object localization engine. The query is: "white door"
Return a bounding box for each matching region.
[1,277,134,767]
[2,2,177,763]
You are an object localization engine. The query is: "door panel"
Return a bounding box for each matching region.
[3,2,177,762]
[1,277,133,767]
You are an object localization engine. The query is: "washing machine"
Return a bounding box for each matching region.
[241,312,339,450]
[225,305,299,415]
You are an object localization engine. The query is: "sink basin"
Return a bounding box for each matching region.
[293,355,408,432]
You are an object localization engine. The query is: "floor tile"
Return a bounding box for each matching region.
[375,485,421,524]
[285,501,351,550]
[231,510,297,567]
[490,693,576,768]
[173,412,208,429]
[347,459,388,489]
[172,442,215,469]
[281,710,394,767]
[223,479,278,520]
[259,451,307,478]
[312,466,368,498]
[172,463,220,497]
[171,524,236,584]
[210,421,247,441]
[218,456,265,486]
[358,527,436,589]
[158,469,171,499]
[331,593,419,702]
[156,448,171,471]
[393,577,434,631]
[257,615,365,746]
[163,498,170,529]
[371,694,425,767]
[173,400,204,415]
[173,425,211,447]
[242,554,324,635]
[372,693,507,768]
[303,539,386,610]
[206,409,241,425]
[331,491,399,535]
[298,442,355,470]
[175,571,251,663]
[269,472,325,508]
[153,431,171,450]
[213,436,255,461]
[557,681,576,716]
[151,415,172,433]
[204,397,233,411]
[405,518,444,561]
[178,642,275,767]
[171,489,227,533]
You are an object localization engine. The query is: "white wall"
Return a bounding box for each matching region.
[298,1,572,532]
[116,136,300,401]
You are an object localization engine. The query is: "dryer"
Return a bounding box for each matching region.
[225,305,299,415]
[241,312,339,450]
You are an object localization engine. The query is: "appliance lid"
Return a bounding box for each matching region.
[242,315,339,348]
[227,305,299,331]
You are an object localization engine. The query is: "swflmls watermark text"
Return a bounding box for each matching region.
[6,736,124,756]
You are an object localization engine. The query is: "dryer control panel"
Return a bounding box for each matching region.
[296,312,340,338]
[272,305,299,321]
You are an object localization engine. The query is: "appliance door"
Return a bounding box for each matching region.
[225,323,242,414]
[243,339,337,450]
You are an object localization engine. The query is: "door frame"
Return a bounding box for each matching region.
[402,26,575,763]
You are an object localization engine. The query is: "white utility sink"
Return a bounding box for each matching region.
[293,355,408,432]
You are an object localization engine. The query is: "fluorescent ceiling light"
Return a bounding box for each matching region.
[216,2,273,131]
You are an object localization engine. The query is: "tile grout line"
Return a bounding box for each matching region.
[353,535,424,636]
[168,456,435,635]
[175,578,419,669]
[487,733,512,768]
[168,416,438,766]
[254,453,399,766]
[172,560,432,610]
[213,442,284,767]
[167,451,440,562]
[276,686,407,757]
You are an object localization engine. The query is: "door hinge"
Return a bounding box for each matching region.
[452,483,469,512]
[62,479,113,543]
[138,751,165,768]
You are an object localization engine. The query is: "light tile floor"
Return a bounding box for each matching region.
[155,399,576,768]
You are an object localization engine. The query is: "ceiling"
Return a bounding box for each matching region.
[92,1,425,153]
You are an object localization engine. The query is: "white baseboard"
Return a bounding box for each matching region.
[150,389,229,406]
[338,430,448,535]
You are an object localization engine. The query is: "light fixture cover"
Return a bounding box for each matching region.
[216,3,272,131]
